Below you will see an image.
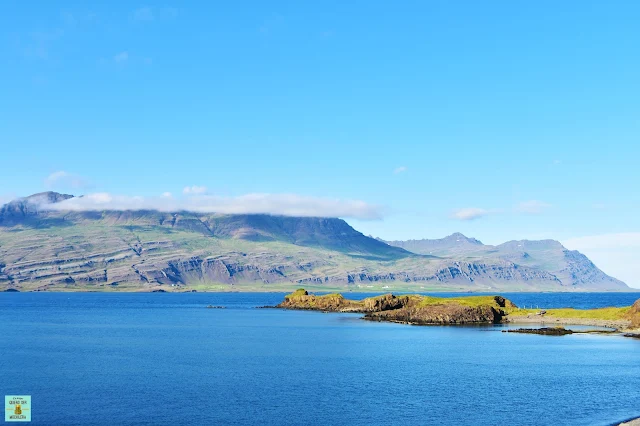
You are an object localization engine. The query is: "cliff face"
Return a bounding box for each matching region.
[363,294,513,325]
[0,193,630,292]
[366,303,506,325]
[384,235,627,290]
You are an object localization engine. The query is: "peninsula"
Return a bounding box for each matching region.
[276,289,640,333]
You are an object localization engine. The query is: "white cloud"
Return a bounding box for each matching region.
[114,51,128,63]
[161,192,172,198]
[563,233,640,289]
[452,208,491,221]
[515,200,551,214]
[44,171,90,189]
[183,185,207,195]
[83,192,113,204]
[40,192,383,220]
[393,166,407,174]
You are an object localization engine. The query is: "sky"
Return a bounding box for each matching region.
[1,1,639,287]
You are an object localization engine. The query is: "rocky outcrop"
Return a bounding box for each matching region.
[626,299,640,329]
[363,294,410,311]
[277,290,413,313]
[364,297,509,325]
[277,290,515,325]
[277,289,361,312]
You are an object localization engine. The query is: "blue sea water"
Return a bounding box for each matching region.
[1,292,639,426]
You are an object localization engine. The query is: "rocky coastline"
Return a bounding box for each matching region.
[274,289,640,333]
[276,289,516,325]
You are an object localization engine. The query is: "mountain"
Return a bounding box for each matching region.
[0,193,629,292]
[0,191,74,224]
[384,234,626,290]
[385,232,484,257]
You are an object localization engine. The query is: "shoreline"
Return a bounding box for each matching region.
[6,288,640,333]
[275,290,640,333]
[618,417,640,425]
[507,315,631,331]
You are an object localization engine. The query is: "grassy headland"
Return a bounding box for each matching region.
[277,289,640,331]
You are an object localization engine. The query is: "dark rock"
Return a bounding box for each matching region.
[494,295,517,308]
[367,303,507,325]
[503,327,573,335]
[363,294,410,312]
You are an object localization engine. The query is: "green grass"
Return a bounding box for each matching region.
[507,306,630,320]
[287,288,309,298]
[284,290,508,309]
[416,295,505,308]
[318,293,344,298]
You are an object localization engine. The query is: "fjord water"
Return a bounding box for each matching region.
[1,293,639,426]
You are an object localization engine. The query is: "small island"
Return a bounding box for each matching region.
[275,289,640,334]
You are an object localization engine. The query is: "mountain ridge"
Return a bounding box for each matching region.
[0,193,629,292]
[383,233,626,291]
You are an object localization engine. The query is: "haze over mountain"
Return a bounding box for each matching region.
[384,235,626,290]
[0,192,629,292]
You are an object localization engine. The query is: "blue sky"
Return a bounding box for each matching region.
[1,1,639,287]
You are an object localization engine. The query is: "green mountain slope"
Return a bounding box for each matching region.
[0,193,629,292]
